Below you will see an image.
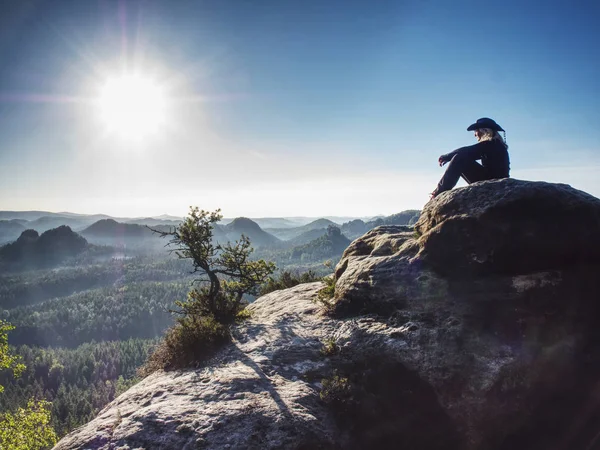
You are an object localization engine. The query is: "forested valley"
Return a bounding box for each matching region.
[0,253,194,436]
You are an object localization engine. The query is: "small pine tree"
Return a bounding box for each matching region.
[153,207,276,324]
[142,207,276,373]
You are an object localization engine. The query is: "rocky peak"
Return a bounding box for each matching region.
[16,228,39,242]
[54,179,600,450]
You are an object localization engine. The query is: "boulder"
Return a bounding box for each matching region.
[415,178,600,276]
[54,179,600,450]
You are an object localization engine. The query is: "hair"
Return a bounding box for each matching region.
[476,128,508,149]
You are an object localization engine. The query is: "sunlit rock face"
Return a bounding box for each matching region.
[54,179,600,450]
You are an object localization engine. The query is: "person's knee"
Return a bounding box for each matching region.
[447,153,468,167]
[450,153,469,163]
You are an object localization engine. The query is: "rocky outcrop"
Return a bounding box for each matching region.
[54,179,600,450]
[332,179,600,448]
[415,178,600,276]
[54,283,339,450]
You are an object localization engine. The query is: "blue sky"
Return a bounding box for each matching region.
[0,0,599,217]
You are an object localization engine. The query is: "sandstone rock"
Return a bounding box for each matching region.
[415,178,600,276]
[330,179,600,448]
[54,283,337,450]
[55,180,600,450]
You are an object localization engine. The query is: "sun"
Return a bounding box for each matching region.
[97,74,167,140]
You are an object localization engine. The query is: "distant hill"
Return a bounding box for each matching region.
[365,210,420,228]
[55,212,114,221]
[222,218,281,248]
[289,226,351,262]
[0,211,59,221]
[0,211,179,231]
[287,228,329,246]
[80,217,279,249]
[0,226,88,269]
[221,216,353,228]
[152,214,183,221]
[0,220,26,244]
[125,218,182,227]
[303,218,339,230]
[250,218,299,229]
[340,219,369,239]
[80,219,174,250]
[0,210,111,223]
[341,210,421,240]
[27,215,95,233]
[82,219,150,238]
[266,218,339,241]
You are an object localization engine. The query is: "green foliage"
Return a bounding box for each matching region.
[153,207,275,324]
[314,276,336,314]
[320,373,351,405]
[144,207,276,373]
[7,281,186,347]
[318,276,336,299]
[0,255,192,310]
[0,339,156,437]
[0,399,57,450]
[139,315,228,375]
[320,337,339,356]
[0,322,25,393]
[115,375,141,397]
[0,322,57,449]
[260,269,321,295]
[235,308,253,322]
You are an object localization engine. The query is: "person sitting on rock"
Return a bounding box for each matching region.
[430,117,510,199]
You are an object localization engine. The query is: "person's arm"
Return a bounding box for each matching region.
[439,142,485,166]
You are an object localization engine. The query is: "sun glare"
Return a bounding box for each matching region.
[97,74,167,140]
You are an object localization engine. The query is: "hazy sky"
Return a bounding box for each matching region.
[1,0,599,217]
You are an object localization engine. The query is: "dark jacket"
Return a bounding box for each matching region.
[442,140,510,178]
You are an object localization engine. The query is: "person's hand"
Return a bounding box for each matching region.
[438,155,448,167]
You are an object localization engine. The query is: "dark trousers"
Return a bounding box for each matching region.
[436,154,491,194]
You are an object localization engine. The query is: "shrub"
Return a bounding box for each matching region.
[320,337,339,356]
[320,373,351,405]
[260,269,321,295]
[315,275,336,314]
[235,308,253,322]
[139,315,229,376]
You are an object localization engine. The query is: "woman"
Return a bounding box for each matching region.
[431,117,510,198]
